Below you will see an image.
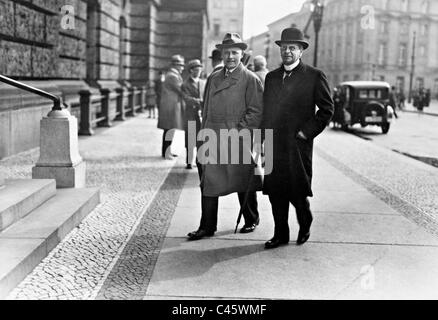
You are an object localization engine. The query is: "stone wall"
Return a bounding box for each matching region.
[0,0,209,159]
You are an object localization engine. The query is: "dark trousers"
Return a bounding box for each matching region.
[184,118,201,165]
[268,194,313,241]
[196,163,259,232]
[162,129,172,157]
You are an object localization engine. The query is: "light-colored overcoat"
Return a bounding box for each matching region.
[157,68,185,130]
[199,63,264,197]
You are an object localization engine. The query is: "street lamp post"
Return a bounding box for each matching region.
[303,0,325,68]
[408,31,416,103]
[312,1,324,67]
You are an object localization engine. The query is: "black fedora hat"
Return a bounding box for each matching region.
[216,33,248,51]
[209,49,222,61]
[275,27,309,50]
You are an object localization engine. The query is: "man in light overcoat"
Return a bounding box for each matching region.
[158,55,187,159]
[187,33,264,240]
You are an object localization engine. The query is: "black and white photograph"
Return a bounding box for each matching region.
[0,0,437,307]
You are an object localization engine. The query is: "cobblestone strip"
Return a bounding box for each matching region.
[95,166,188,300]
[315,145,438,238]
[4,117,182,300]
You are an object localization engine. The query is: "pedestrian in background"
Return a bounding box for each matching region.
[209,49,224,75]
[181,59,206,170]
[389,86,399,119]
[253,55,269,85]
[145,80,157,119]
[157,55,186,159]
[187,33,264,241]
[262,27,334,249]
[154,70,165,113]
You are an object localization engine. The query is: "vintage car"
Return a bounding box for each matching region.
[333,81,394,134]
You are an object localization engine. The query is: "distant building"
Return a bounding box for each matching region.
[247,0,438,97]
[206,0,245,74]
[0,0,209,159]
[320,0,438,96]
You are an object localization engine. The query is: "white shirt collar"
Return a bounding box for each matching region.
[225,62,241,75]
[284,59,300,72]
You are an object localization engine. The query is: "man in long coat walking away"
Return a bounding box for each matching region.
[158,55,187,159]
[262,27,334,249]
[187,33,264,240]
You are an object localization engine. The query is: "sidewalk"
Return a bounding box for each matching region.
[403,99,438,116]
[144,131,438,300]
[3,114,438,300]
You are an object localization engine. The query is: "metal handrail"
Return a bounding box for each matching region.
[0,74,63,110]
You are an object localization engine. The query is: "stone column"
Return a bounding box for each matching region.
[78,90,94,136]
[98,88,112,127]
[32,109,86,188]
[115,87,126,121]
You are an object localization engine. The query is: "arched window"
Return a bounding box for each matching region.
[86,0,100,82]
[401,0,409,12]
[421,0,429,14]
[119,17,128,81]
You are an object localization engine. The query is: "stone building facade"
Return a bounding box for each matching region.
[206,0,244,74]
[246,0,438,95]
[0,0,209,159]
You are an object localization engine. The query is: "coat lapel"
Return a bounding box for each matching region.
[212,63,243,95]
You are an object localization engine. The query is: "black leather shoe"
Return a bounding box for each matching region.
[264,237,289,249]
[296,230,310,245]
[171,153,178,157]
[187,229,214,241]
[240,223,257,234]
[185,164,193,169]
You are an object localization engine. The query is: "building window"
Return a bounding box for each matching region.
[398,43,407,66]
[419,45,426,57]
[354,74,361,80]
[379,75,385,81]
[380,21,388,33]
[416,78,424,88]
[401,0,409,12]
[229,0,238,9]
[421,0,429,14]
[401,23,408,34]
[378,43,387,65]
[343,75,349,81]
[396,76,405,92]
[229,19,238,33]
[213,20,220,37]
[421,24,428,36]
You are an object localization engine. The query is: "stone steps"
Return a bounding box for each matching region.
[0,179,56,232]
[0,187,100,299]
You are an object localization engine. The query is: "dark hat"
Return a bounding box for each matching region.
[275,27,309,50]
[209,49,222,61]
[187,59,203,70]
[215,33,248,51]
[171,54,185,66]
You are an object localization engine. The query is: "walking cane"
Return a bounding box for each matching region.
[234,144,262,234]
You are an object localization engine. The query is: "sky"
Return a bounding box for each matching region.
[243,0,307,39]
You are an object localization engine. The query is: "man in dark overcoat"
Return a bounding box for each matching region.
[181,59,206,169]
[262,27,334,249]
[187,33,264,240]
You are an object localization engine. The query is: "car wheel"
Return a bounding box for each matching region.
[381,123,390,134]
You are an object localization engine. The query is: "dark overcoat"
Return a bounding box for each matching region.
[199,63,264,197]
[262,61,334,198]
[157,68,185,130]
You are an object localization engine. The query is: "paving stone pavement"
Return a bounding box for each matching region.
[316,129,438,236]
[3,115,185,300]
